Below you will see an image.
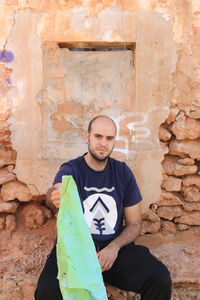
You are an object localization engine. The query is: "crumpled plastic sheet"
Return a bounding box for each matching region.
[56,175,108,300]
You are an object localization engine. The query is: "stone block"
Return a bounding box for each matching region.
[171,116,200,140]
[106,284,127,300]
[169,139,200,160]
[159,125,172,141]
[162,155,197,176]
[182,185,199,195]
[183,201,200,212]
[21,202,52,229]
[106,284,140,300]
[161,175,182,192]
[143,209,160,222]
[178,158,195,165]
[175,212,200,225]
[141,220,160,234]
[1,180,32,202]
[186,109,200,119]
[161,221,177,235]
[0,167,16,184]
[0,215,5,230]
[185,191,200,202]
[165,108,180,125]
[157,206,183,221]
[0,149,16,168]
[177,223,188,231]
[182,175,200,189]
[5,214,16,232]
[157,191,183,206]
[0,120,10,135]
[0,200,18,213]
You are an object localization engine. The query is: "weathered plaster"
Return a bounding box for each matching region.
[3,4,177,212]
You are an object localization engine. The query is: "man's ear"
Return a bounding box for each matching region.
[84,131,89,144]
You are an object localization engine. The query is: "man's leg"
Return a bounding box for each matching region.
[103,243,171,300]
[34,245,63,300]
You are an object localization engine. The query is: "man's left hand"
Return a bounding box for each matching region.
[97,245,119,272]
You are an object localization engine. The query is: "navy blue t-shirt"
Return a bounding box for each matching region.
[53,155,142,247]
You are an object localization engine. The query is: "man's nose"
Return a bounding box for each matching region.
[100,138,107,147]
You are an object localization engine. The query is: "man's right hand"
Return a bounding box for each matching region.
[51,189,61,208]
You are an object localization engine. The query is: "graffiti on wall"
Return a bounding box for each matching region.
[0,50,14,86]
[113,111,155,158]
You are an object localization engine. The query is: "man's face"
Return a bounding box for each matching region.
[86,118,116,162]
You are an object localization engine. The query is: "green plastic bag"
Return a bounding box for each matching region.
[56,175,108,300]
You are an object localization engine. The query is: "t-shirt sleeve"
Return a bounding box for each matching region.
[53,163,74,185]
[123,164,142,207]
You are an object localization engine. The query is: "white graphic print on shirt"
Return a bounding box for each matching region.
[83,187,117,235]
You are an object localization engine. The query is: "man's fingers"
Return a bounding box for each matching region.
[102,262,112,271]
[51,190,61,208]
[98,255,112,271]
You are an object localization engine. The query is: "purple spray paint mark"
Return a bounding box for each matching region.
[6,78,12,85]
[0,50,14,63]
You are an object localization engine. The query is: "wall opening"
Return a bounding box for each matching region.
[40,42,136,162]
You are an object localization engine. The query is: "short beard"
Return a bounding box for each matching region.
[89,150,109,162]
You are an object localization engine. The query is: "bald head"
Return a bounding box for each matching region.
[87,115,117,135]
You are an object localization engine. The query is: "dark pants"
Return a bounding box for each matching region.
[34,243,171,300]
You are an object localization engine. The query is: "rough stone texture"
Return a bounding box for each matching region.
[21,202,52,229]
[0,214,56,300]
[161,221,177,235]
[171,114,200,140]
[1,180,33,202]
[161,175,182,192]
[143,209,160,222]
[0,200,18,213]
[159,125,172,141]
[0,149,16,168]
[182,201,200,212]
[0,215,5,230]
[185,191,200,202]
[106,285,140,300]
[165,108,180,125]
[182,185,199,196]
[178,158,195,165]
[175,212,200,226]
[0,167,16,184]
[186,109,200,119]
[157,206,183,221]
[138,231,200,299]
[5,214,16,232]
[157,191,183,206]
[162,155,198,176]
[141,220,160,234]
[182,175,200,189]
[169,139,200,160]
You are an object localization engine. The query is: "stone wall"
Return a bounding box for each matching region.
[142,106,200,236]
[1,0,200,299]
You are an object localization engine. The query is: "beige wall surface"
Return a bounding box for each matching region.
[1,1,179,212]
[0,0,199,205]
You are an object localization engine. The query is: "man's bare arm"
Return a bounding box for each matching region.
[109,203,142,249]
[45,183,61,212]
[98,202,142,271]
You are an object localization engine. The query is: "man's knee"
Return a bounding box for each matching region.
[152,262,172,290]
